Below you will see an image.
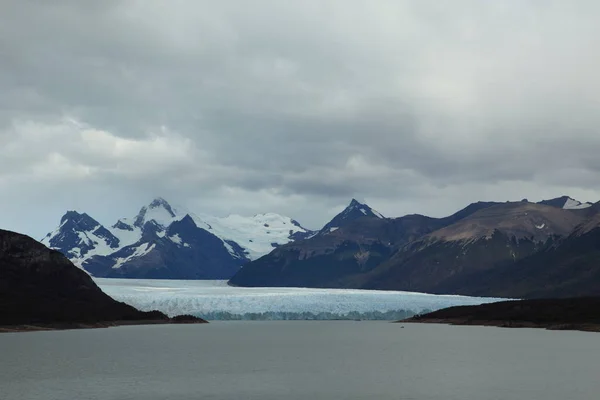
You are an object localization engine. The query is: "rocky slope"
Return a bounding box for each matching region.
[41,198,313,279]
[355,202,584,293]
[444,218,600,298]
[0,229,205,327]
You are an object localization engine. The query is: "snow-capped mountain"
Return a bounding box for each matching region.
[41,198,314,279]
[320,199,385,234]
[190,212,312,260]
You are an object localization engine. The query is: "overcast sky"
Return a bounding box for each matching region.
[2,0,600,238]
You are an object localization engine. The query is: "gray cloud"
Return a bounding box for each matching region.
[1,0,600,237]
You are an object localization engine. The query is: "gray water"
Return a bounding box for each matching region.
[1,322,598,400]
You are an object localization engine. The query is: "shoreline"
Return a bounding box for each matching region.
[399,297,600,333]
[399,318,600,333]
[0,317,208,333]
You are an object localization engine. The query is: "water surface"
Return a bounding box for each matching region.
[1,322,598,400]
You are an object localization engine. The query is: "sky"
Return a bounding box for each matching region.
[2,0,600,238]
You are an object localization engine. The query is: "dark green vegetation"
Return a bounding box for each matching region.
[0,229,206,330]
[230,198,600,299]
[404,297,600,332]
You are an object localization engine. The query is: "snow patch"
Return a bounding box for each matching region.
[563,198,592,210]
[136,201,178,228]
[189,212,309,260]
[372,209,384,219]
[113,243,156,269]
[69,247,82,258]
[169,233,183,245]
[111,221,142,249]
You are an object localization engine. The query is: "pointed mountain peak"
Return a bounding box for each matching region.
[134,197,178,228]
[148,197,175,213]
[166,214,199,237]
[41,210,120,259]
[178,214,197,226]
[320,199,385,234]
[342,198,384,218]
[59,211,100,231]
[349,198,363,207]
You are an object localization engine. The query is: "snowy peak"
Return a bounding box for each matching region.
[192,212,314,260]
[320,199,385,234]
[149,197,177,216]
[59,210,98,230]
[41,197,313,277]
[41,211,120,263]
[538,196,593,210]
[133,197,178,228]
[346,199,384,218]
[45,210,112,246]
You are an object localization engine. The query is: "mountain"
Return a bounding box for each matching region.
[82,215,242,279]
[355,202,585,294]
[228,200,500,288]
[538,196,593,210]
[445,216,600,299]
[41,198,313,279]
[0,228,179,327]
[320,199,384,234]
[230,199,600,298]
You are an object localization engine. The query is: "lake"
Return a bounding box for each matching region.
[1,322,598,400]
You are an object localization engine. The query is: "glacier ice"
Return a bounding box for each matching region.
[95,278,507,321]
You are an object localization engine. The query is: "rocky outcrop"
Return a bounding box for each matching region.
[403,297,600,332]
[0,229,206,328]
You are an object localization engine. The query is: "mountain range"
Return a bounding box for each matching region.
[229,196,600,299]
[41,195,600,299]
[41,198,313,279]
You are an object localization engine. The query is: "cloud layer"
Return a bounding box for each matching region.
[2,1,600,237]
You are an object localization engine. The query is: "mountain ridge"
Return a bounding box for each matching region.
[41,198,313,279]
[228,200,501,288]
[229,197,600,298]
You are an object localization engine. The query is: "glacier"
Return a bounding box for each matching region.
[95,278,507,321]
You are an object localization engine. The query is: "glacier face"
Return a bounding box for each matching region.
[95,278,506,320]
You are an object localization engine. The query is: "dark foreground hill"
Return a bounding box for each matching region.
[0,229,206,331]
[402,297,600,332]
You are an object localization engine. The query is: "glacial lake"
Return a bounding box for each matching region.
[1,322,599,400]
